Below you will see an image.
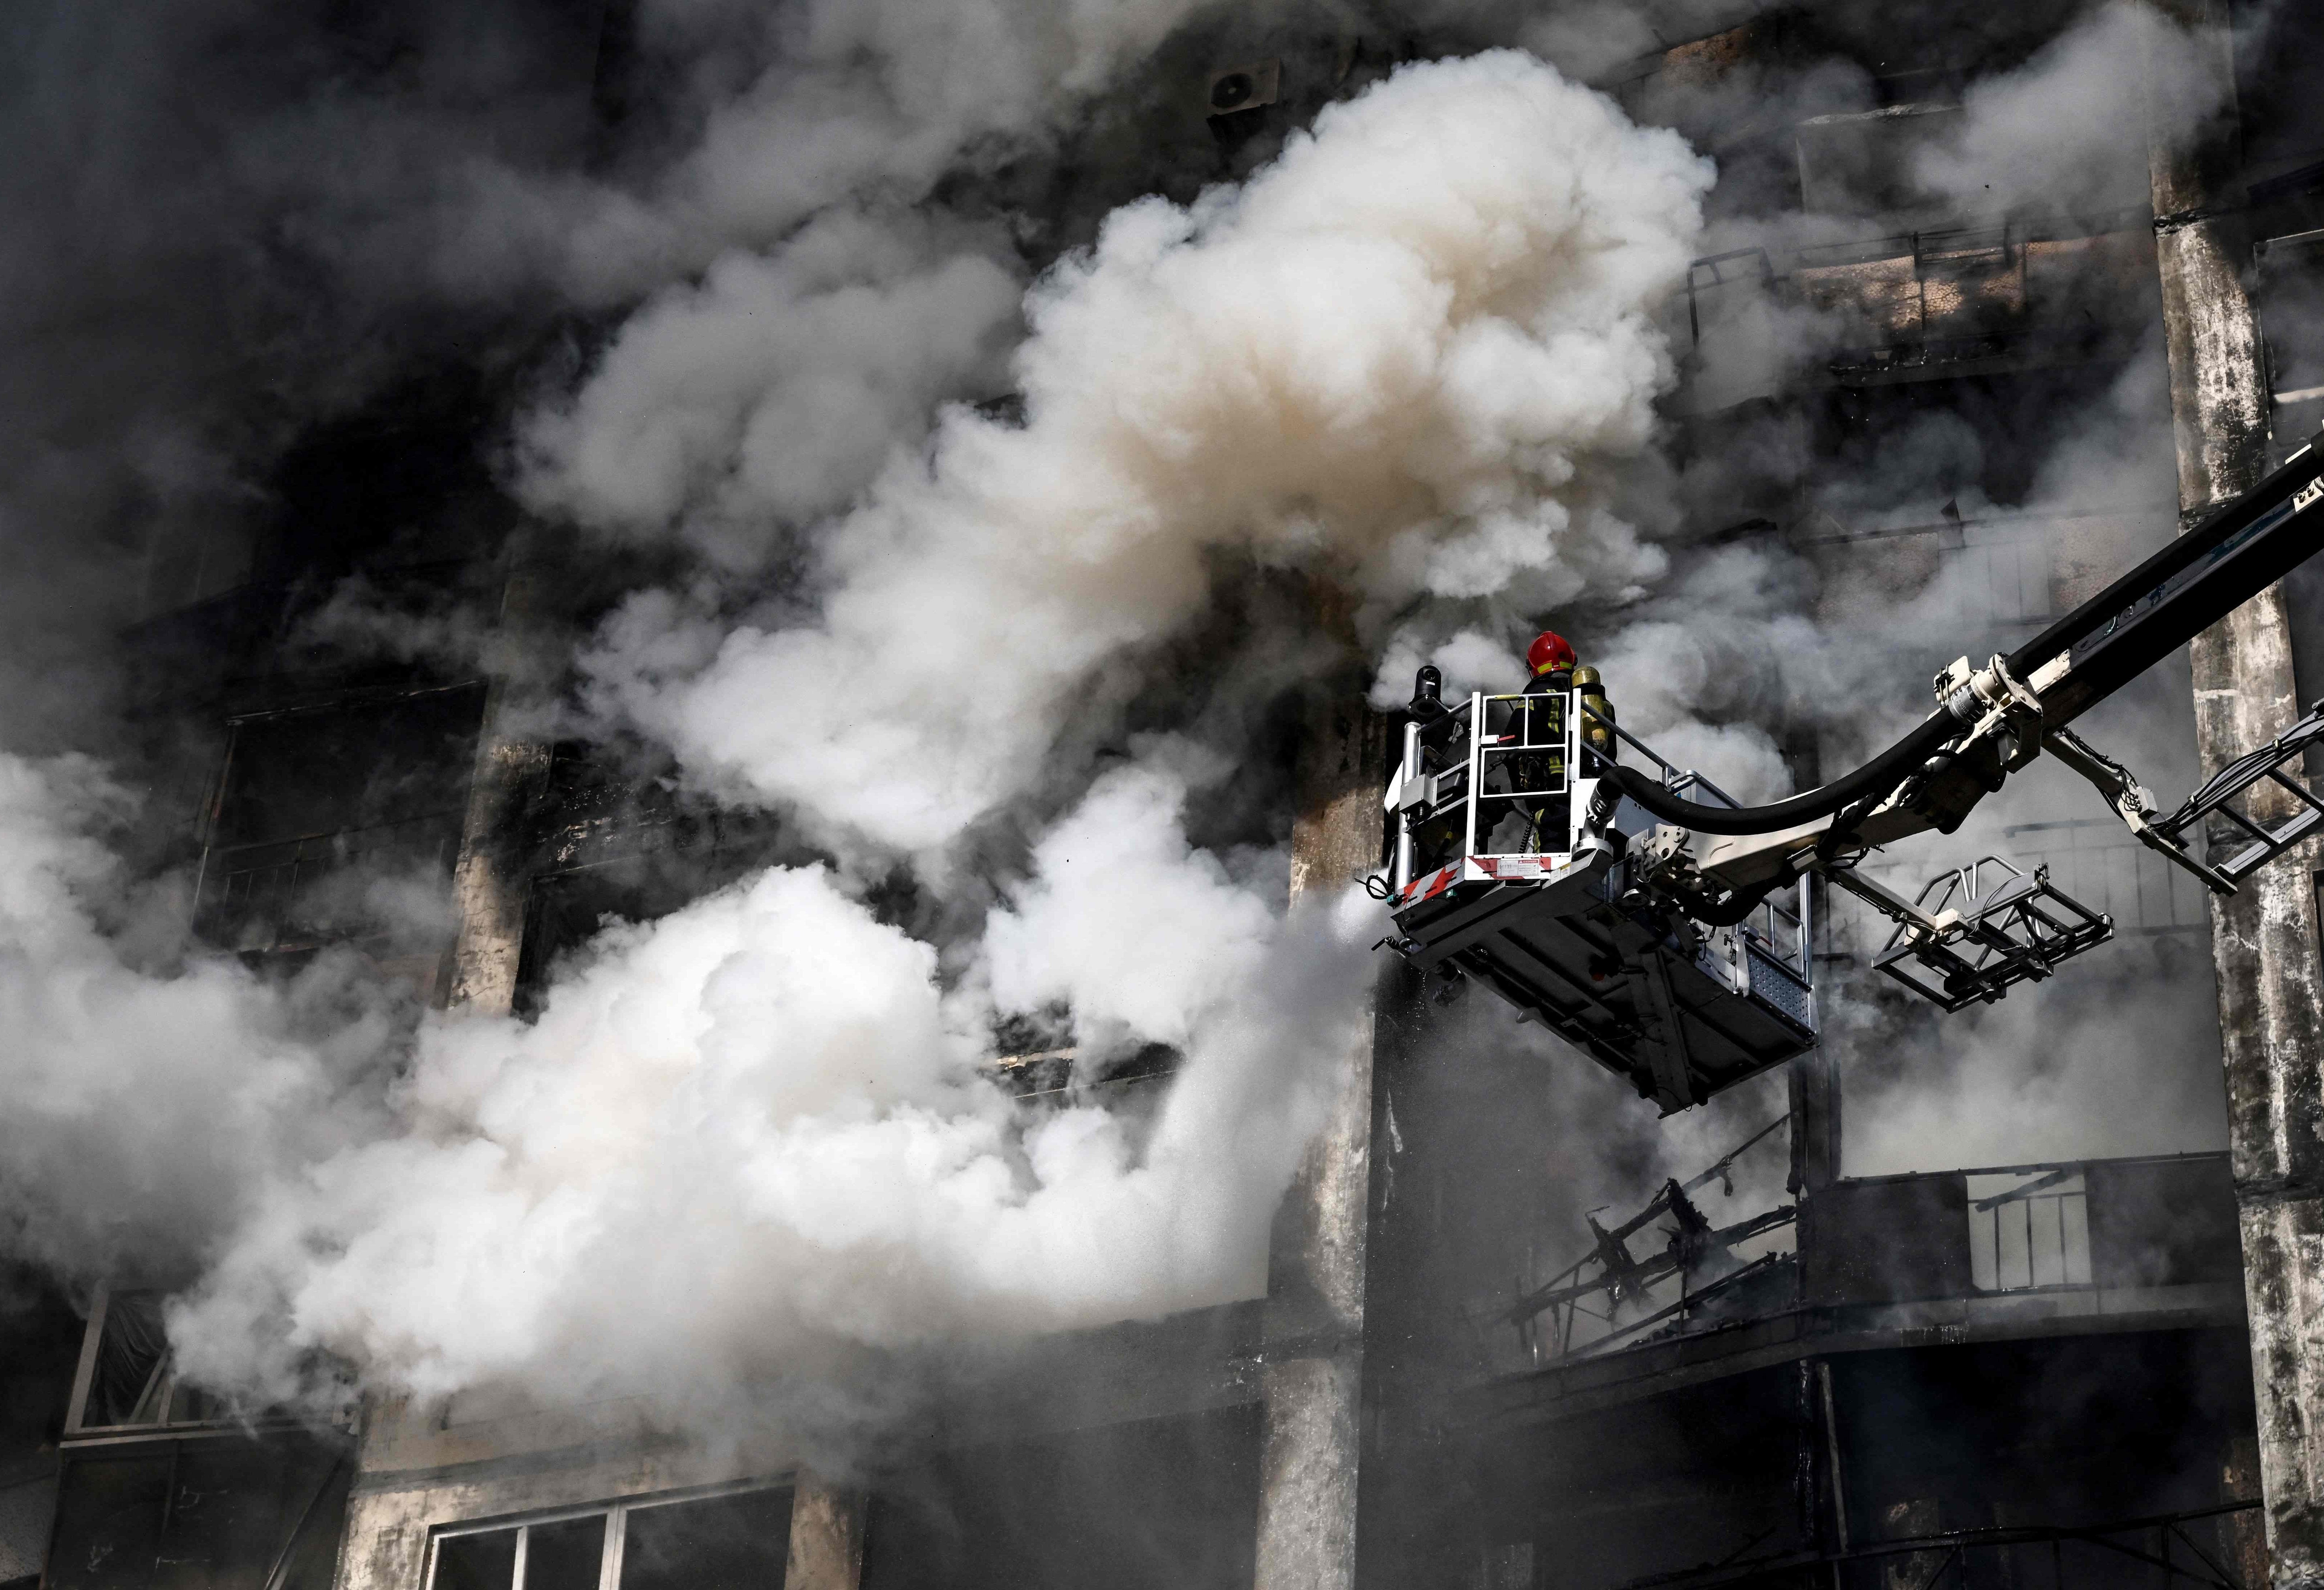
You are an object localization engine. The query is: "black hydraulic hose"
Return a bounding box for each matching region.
[1597,712,1959,836]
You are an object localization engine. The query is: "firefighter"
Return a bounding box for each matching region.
[1509,630,1577,852]
[1407,630,1614,860]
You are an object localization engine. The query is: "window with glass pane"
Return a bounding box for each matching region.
[430,1490,790,1590]
[526,1517,608,1590]
[619,1488,793,1590]
[434,1529,518,1590]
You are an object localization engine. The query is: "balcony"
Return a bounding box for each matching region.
[1473,1152,2241,1430]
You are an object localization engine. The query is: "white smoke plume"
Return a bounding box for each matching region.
[168,768,1372,1407]
[126,51,1720,1414]
[561,51,1713,856]
[1910,0,2229,220]
[0,755,396,1287]
[518,208,1026,569]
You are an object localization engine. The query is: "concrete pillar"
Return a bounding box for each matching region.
[1252,690,1392,1590]
[443,534,560,1016]
[784,1474,866,1590]
[2147,5,2324,1582]
[333,536,563,1590]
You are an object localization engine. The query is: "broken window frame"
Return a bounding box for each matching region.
[61,1283,244,1442]
[424,1477,795,1590]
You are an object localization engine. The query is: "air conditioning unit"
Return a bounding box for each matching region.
[1205,59,1281,117]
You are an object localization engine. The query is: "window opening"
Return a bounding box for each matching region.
[194,683,486,961]
[1966,1169,2091,1292]
[434,1529,520,1590]
[619,1487,793,1590]
[428,1483,794,1590]
[525,1516,607,1590]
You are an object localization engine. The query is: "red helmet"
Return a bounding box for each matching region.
[1526,630,1577,674]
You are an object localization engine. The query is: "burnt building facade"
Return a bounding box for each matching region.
[6,0,2324,1587]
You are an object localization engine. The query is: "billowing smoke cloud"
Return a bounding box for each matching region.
[561,51,1713,855]
[518,208,1026,568]
[1911,0,2229,220]
[0,755,397,1287]
[168,769,1372,1408]
[128,49,1716,1415]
